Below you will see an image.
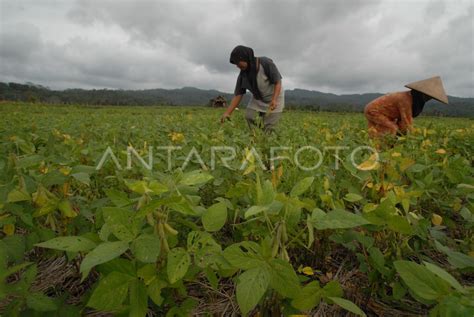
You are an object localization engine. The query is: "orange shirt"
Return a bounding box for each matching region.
[364,91,414,132]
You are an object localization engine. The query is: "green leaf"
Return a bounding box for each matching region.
[222,242,264,270]
[7,189,30,203]
[137,264,157,285]
[129,279,148,317]
[236,266,270,316]
[26,292,57,311]
[148,180,168,195]
[328,297,366,317]
[126,180,151,195]
[17,154,43,168]
[2,235,26,262]
[434,241,474,269]
[394,260,450,301]
[180,170,213,186]
[131,234,161,263]
[290,177,314,197]
[323,280,343,298]
[204,267,219,290]
[369,247,389,276]
[87,271,133,311]
[105,189,131,207]
[102,207,137,241]
[422,261,464,292]
[291,281,322,311]
[392,281,407,300]
[344,193,363,202]
[363,198,396,225]
[437,294,474,317]
[269,259,301,298]
[306,215,314,248]
[409,163,427,173]
[311,208,369,230]
[96,258,135,277]
[386,215,412,234]
[33,197,58,217]
[80,241,129,278]
[166,197,198,216]
[58,199,76,218]
[35,236,96,252]
[244,205,268,219]
[261,180,276,205]
[167,248,191,284]
[0,262,33,280]
[202,202,227,232]
[71,172,90,185]
[148,279,167,306]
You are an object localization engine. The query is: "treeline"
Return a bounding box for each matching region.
[1,82,473,117]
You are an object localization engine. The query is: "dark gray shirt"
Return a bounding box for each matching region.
[247,65,285,113]
[234,56,282,97]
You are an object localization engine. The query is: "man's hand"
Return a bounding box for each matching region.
[220,112,231,124]
[269,99,277,111]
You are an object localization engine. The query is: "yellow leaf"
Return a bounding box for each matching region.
[399,158,415,172]
[421,139,432,149]
[59,166,71,176]
[323,177,330,191]
[39,163,48,174]
[393,186,405,198]
[431,213,443,226]
[452,200,462,212]
[271,165,284,188]
[277,165,283,179]
[169,132,184,143]
[242,148,255,164]
[391,152,401,157]
[357,154,379,171]
[3,224,15,236]
[302,266,314,276]
[243,164,255,175]
[363,203,377,213]
[435,148,446,154]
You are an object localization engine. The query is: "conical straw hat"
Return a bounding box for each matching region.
[405,76,449,104]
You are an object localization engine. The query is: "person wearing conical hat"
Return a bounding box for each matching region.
[364,76,449,138]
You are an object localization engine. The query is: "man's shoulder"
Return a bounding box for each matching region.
[258,56,274,65]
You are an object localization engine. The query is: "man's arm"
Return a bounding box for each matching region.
[269,80,281,111]
[221,94,243,123]
[398,101,413,133]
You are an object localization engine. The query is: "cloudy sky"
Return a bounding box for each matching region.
[0,0,473,96]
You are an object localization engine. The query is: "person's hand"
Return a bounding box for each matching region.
[220,112,231,124]
[269,100,277,111]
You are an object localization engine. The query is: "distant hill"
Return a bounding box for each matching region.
[285,89,474,117]
[1,82,473,117]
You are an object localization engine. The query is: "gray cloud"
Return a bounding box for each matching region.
[0,23,42,63]
[0,0,472,96]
